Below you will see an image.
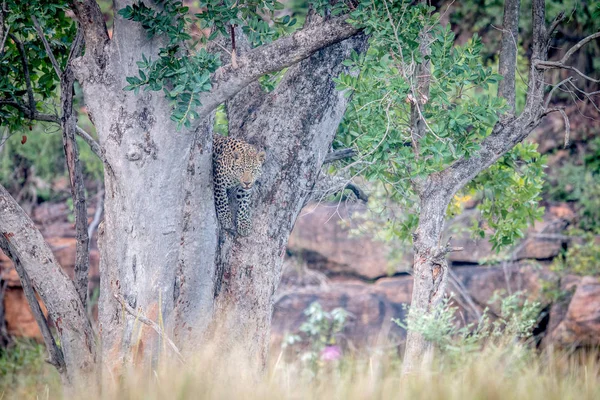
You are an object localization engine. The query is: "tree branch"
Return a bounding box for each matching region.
[76,126,105,162]
[114,294,185,364]
[0,184,97,382]
[323,148,357,164]
[8,33,35,116]
[497,0,521,114]
[194,15,360,122]
[31,15,62,78]
[0,240,67,380]
[0,100,59,122]
[59,26,90,308]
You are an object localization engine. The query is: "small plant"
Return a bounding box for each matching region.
[282,302,349,374]
[394,291,541,359]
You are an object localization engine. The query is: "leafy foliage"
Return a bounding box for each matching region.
[332,0,543,248]
[552,232,600,277]
[469,143,546,250]
[0,0,75,129]
[394,291,541,357]
[118,0,299,129]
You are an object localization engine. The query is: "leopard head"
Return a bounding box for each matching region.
[232,144,266,190]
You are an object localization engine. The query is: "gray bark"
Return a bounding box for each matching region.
[497,0,521,114]
[0,185,97,384]
[63,0,367,379]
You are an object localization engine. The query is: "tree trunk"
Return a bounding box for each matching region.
[69,5,366,376]
[402,179,452,373]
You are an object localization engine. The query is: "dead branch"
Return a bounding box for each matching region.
[114,294,185,364]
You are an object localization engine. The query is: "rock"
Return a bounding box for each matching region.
[288,203,411,279]
[545,276,600,347]
[271,262,551,350]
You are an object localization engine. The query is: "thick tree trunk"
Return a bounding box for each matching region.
[213,34,367,367]
[70,3,366,376]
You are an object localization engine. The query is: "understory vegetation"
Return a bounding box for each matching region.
[1,299,599,400]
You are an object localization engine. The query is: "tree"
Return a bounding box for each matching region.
[0,0,366,385]
[334,0,599,374]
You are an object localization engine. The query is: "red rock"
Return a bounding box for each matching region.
[545,276,600,347]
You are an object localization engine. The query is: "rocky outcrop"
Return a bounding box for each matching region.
[545,276,600,348]
[271,262,554,350]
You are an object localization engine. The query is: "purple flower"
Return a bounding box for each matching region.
[320,345,342,361]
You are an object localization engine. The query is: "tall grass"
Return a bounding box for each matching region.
[1,339,599,400]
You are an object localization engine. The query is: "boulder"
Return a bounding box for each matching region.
[545,276,600,347]
[288,203,411,279]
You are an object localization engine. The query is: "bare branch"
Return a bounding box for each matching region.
[76,126,105,162]
[0,99,59,122]
[544,77,572,110]
[559,31,600,65]
[0,240,67,380]
[8,33,35,116]
[534,31,600,83]
[60,25,90,308]
[114,294,185,364]
[194,15,360,122]
[497,0,521,113]
[545,108,571,148]
[535,60,599,83]
[31,15,62,78]
[547,11,566,45]
[323,148,357,164]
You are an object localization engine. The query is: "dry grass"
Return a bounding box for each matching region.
[1,340,599,400]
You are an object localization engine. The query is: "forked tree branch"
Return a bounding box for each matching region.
[31,19,91,307]
[194,15,360,122]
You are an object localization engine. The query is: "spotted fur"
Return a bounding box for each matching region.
[212,135,266,236]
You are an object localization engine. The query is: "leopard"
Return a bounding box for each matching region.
[212,134,266,236]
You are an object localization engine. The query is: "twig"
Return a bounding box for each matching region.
[75,126,105,163]
[8,33,35,116]
[114,294,185,364]
[87,188,104,248]
[547,11,566,45]
[545,107,570,147]
[544,77,572,110]
[0,239,67,379]
[31,16,62,78]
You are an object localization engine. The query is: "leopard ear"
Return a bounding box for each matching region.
[233,150,242,160]
[257,150,266,163]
